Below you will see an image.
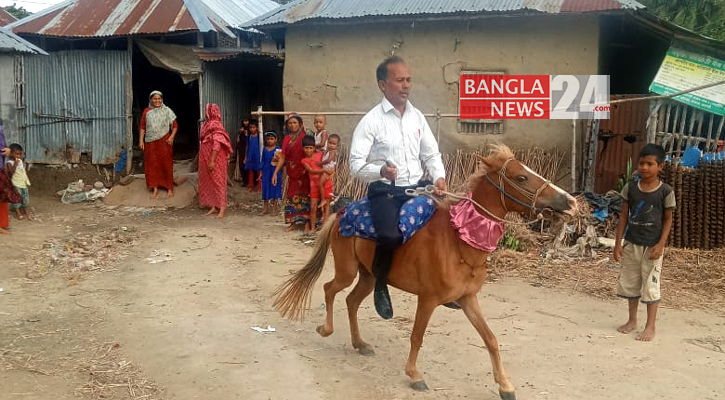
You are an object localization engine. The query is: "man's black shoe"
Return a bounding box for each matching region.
[443,301,462,310]
[374,287,393,319]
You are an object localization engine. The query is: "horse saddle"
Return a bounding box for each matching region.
[338,196,437,243]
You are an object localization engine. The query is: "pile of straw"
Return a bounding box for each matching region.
[327,144,568,200]
[489,244,725,312]
[76,343,163,400]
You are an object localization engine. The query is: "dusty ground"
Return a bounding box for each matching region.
[1,186,723,400]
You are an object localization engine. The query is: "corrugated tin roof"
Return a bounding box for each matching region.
[247,0,645,27]
[0,7,17,27]
[8,0,278,38]
[0,28,48,54]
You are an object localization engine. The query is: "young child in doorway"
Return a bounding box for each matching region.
[613,143,675,342]
[313,115,328,152]
[317,133,339,223]
[244,120,262,191]
[5,143,32,221]
[260,131,282,215]
[236,118,250,185]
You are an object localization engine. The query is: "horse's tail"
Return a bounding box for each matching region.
[272,216,337,321]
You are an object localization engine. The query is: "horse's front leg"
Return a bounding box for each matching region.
[405,299,438,391]
[458,294,516,400]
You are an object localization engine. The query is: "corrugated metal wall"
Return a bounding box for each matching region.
[201,61,250,148]
[594,94,650,193]
[24,50,127,164]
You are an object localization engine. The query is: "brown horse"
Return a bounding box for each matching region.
[273,145,577,400]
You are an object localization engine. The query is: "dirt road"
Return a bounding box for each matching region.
[1,197,723,400]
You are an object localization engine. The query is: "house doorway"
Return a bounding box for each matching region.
[132,43,200,160]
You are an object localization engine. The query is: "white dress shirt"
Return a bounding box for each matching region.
[350,97,445,187]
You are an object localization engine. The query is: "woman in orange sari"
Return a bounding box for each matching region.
[139,90,178,199]
[198,103,232,219]
[272,113,314,233]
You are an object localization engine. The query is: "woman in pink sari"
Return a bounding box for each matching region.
[198,103,232,219]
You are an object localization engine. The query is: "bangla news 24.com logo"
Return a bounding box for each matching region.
[459,75,611,120]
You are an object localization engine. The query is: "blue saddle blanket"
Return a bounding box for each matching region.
[339,196,437,243]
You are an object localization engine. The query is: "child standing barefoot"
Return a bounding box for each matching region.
[260,131,282,215]
[613,144,675,342]
[244,121,262,191]
[5,143,32,221]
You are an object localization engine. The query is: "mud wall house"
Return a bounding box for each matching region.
[247,0,722,189]
[0,28,48,145]
[6,0,281,166]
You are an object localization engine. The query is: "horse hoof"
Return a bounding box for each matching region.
[499,391,516,400]
[356,345,375,356]
[316,325,332,337]
[410,381,429,392]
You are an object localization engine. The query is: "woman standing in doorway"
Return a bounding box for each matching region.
[139,90,178,199]
[198,103,232,219]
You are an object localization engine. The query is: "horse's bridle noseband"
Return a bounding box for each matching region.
[484,158,552,216]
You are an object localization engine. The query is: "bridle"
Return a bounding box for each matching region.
[405,158,553,224]
[484,158,552,218]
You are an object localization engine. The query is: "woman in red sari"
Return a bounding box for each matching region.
[1,123,20,234]
[139,90,178,199]
[272,113,314,233]
[198,103,232,219]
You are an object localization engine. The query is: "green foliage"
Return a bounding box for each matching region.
[3,3,31,19]
[639,0,725,41]
[499,231,524,252]
[615,158,634,192]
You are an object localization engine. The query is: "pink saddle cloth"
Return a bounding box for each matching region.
[449,194,505,252]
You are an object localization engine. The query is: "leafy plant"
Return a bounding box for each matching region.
[499,232,524,251]
[615,158,633,192]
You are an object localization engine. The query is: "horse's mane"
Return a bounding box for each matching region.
[466,144,515,192]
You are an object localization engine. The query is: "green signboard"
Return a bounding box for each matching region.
[649,47,725,116]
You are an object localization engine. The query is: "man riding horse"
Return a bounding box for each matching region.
[349,56,449,319]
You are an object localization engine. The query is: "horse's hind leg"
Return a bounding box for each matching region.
[316,245,358,338]
[346,267,375,355]
[458,294,516,400]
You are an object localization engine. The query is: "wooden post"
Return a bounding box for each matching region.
[571,118,577,192]
[125,37,133,175]
[125,70,133,175]
[647,99,662,144]
[435,108,441,144]
[583,119,599,192]
[257,105,264,160]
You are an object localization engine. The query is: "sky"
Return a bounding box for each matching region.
[1,0,66,14]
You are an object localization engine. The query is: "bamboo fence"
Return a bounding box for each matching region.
[281,144,567,206]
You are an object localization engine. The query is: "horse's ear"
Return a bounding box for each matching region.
[476,154,496,172]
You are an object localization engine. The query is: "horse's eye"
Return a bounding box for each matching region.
[516,175,527,183]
